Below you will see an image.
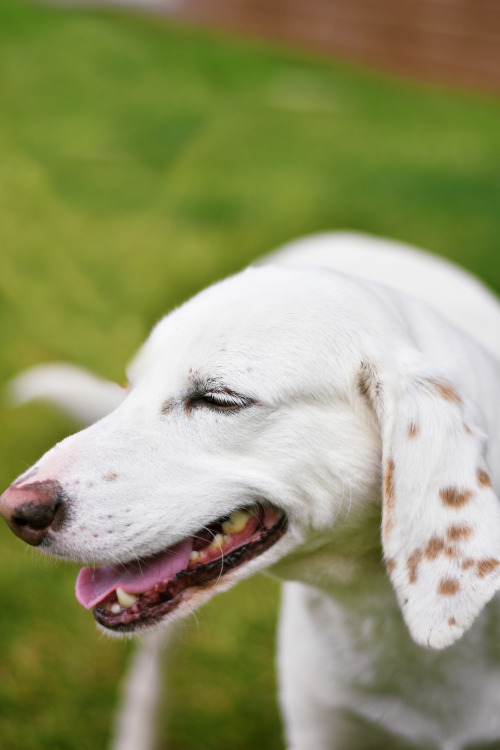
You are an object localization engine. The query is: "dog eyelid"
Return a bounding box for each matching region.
[188,389,252,413]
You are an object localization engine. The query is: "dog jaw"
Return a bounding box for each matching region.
[86,505,289,633]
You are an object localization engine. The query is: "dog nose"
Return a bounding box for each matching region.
[0,480,66,546]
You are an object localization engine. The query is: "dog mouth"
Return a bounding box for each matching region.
[75,504,287,632]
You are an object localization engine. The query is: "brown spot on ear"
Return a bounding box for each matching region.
[477,559,500,578]
[357,369,371,400]
[382,458,396,539]
[356,362,382,407]
[461,558,475,570]
[448,617,457,626]
[161,399,173,415]
[445,546,456,558]
[438,578,460,596]
[408,423,419,438]
[385,558,396,576]
[407,549,423,584]
[103,472,118,482]
[478,469,492,488]
[428,378,462,404]
[384,458,395,503]
[440,487,473,508]
[425,537,445,560]
[447,525,473,542]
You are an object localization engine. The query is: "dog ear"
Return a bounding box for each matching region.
[358,356,500,650]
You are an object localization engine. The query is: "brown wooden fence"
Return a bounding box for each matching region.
[168,0,500,93]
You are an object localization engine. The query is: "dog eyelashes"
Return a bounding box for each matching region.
[188,390,252,413]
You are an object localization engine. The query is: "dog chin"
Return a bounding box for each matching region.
[95,557,275,639]
[95,575,241,640]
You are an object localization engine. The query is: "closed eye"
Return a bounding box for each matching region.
[188,389,253,413]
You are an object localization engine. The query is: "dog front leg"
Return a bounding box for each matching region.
[278,582,348,750]
[110,630,167,750]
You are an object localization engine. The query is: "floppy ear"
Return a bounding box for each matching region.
[359,355,500,650]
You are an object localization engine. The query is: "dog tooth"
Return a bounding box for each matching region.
[190,550,201,563]
[209,533,230,550]
[210,533,224,549]
[111,603,122,614]
[222,509,251,535]
[116,587,138,608]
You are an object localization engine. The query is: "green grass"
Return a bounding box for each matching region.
[0,1,500,748]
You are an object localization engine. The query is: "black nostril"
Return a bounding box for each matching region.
[0,480,68,546]
[12,499,61,530]
[12,516,28,527]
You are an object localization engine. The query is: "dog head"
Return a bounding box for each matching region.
[1,265,500,647]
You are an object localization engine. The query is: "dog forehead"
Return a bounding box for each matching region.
[176,267,326,334]
[129,266,368,391]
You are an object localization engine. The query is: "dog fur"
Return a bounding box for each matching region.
[4,232,500,750]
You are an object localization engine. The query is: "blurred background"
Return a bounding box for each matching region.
[0,0,499,748]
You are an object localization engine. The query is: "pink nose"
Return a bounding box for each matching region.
[0,480,67,546]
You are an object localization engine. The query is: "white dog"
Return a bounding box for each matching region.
[3,232,500,750]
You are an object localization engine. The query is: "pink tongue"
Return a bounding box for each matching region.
[75,538,193,609]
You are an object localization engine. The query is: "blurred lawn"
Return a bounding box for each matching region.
[0,1,500,748]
